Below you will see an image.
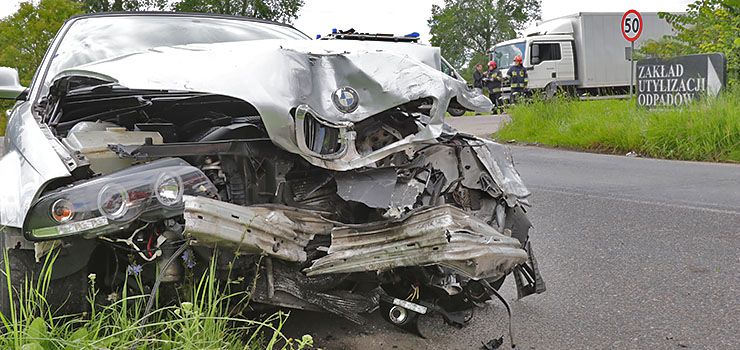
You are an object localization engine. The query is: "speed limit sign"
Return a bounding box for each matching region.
[622,10,642,42]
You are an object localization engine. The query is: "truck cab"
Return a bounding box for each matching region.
[491,21,577,96]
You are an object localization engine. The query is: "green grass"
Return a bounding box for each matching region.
[495,88,740,162]
[1,111,7,136]
[0,232,314,350]
[1,100,12,136]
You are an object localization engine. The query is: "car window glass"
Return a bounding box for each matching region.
[441,60,452,76]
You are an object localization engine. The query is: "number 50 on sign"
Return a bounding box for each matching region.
[622,10,642,42]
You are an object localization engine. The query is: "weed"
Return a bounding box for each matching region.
[0,237,313,349]
[495,87,740,162]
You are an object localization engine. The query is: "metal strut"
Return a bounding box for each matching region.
[480,279,516,349]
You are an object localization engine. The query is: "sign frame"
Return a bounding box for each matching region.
[621,10,643,42]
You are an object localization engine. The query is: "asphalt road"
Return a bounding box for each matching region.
[282,115,740,349]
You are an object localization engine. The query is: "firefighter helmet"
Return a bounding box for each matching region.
[514,55,522,63]
[488,61,496,68]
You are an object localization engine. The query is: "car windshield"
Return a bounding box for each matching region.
[491,42,526,70]
[43,15,308,87]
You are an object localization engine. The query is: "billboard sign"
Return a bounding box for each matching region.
[636,53,726,108]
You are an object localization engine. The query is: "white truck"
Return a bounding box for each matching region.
[490,12,677,98]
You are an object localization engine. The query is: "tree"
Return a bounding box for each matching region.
[0,0,85,85]
[79,0,168,12]
[641,0,740,85]
[428,0,541,69]
[0,0,85,135]
[77,0,303,24]
[172,0,304,23]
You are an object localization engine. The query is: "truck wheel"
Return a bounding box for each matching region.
[545,82,558,100]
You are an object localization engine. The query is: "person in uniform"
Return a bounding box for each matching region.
[485,61,502,114]
[507,55,528,103]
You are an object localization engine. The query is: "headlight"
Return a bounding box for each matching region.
[24,158,218,241]
[98,184,129,220]
[155,173,182,206]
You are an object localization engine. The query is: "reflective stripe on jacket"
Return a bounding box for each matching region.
[507,65,528,89]
[485,69,502,91]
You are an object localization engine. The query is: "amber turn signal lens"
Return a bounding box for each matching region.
[51,199,74,223]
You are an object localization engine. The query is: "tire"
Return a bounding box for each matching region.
[448,108,466,117]
[0,234,89,318]
[0,237,37,319]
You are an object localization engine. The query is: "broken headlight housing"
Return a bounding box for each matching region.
[23,158,218,240]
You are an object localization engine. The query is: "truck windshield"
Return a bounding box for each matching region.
[43,15,308,87]
[491,42,526,69]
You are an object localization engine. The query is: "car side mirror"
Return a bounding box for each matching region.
[0,67,28,100]
[531,44,540,65]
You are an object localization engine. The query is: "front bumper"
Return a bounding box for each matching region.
[182,196,527,280]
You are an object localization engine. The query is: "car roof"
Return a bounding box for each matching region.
[65,11,309,38]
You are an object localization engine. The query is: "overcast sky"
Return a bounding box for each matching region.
[1,0,694,42]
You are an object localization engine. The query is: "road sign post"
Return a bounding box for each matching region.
[622,10,643,102]
[631,41,634,100]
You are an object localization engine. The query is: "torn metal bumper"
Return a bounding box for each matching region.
[305,205,527,280]
[182,195,333,262]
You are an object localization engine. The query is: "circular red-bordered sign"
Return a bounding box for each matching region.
[622,10,643,42]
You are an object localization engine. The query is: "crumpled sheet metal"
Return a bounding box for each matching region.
[335,168,397,208]
[335,167,425,213]
[52,39,491,171]
[305,205,528,279]
[469,139,531,206]
[182,195,333,262]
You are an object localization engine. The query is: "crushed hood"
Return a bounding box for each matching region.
[52,39,491,158]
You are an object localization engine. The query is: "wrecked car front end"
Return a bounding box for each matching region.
[0,12,544,344]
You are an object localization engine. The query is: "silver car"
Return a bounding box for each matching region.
[0,12,543,340]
